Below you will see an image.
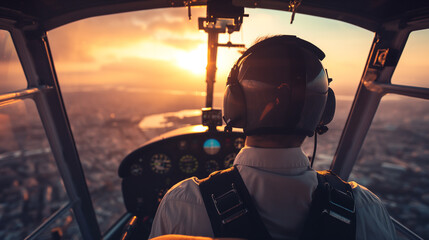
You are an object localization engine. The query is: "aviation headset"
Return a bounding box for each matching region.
[223,35,335,136]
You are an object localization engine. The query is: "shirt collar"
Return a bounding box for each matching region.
[233,146,310,170]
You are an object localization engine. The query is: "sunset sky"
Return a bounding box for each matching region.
[2,7,428,104]
[48,7,373,97]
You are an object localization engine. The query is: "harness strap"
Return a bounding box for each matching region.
[199,167,272,240]
[300,170,356,240]
[199,168,356,240]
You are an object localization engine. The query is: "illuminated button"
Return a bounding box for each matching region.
[203,139,221,155]
[178,140,187,150]
[179,155,198,174]
[234,137,245,149]
[150,153,172,174]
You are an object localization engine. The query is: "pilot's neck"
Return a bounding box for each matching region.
[245,134,306,148]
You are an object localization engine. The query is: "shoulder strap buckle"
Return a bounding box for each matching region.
[199,167,272,239]
[322,180,355,225]
[211,183,249,224]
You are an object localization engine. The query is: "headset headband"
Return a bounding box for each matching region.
[227,35,325,86]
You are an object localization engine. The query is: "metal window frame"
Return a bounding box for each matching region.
[331,19,429,180]
[0,18,101,240]
[330,17,429,240]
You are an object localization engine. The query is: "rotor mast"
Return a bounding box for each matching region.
[205,27,219,108]
[199,0,246,108]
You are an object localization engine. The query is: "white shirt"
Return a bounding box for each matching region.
[149,147,397,239]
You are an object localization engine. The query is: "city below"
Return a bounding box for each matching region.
[0,89,428,239]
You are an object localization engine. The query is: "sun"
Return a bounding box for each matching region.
[175,44,207,75]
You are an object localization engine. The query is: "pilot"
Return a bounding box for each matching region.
[149,35,397,239]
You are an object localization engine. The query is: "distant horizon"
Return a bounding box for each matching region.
[59,83,414,102]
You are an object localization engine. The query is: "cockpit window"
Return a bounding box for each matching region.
[0,100,70,238]
[350,95,429,239]
[39,210,83,239]
[48,8,210,232]
[47,7,373,233]
[0,30,27,93]
[392,29,429,88]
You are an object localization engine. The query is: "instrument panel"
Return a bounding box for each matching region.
[118,125,245,219]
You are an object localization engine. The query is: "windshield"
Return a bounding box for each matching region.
[0,30,27,93]
[45,7,427,238]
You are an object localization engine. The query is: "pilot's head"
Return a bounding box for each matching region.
[223,35,335,140]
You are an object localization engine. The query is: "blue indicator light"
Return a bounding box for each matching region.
[203,139,221,155]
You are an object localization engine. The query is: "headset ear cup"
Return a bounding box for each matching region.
[319,88,336,126]
[223,84,246,128]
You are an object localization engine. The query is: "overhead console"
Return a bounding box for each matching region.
[118,125,245,222]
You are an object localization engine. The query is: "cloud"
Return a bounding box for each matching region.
[48,7,207,62]
[57,57,207,92]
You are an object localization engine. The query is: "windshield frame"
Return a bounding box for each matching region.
[1,3,429,239]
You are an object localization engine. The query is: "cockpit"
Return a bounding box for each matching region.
[0,0,428,239]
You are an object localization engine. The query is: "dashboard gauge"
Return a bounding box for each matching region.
[234,137,245,150]
[205,160,219,173]
[179,155,199,174]
[130,164,143,176]
[203,138,221,155]
[224,153,237,168]
[150,153,172,174]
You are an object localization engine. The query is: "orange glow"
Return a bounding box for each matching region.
[121,232,128,240]
[129,216,137,225]
[175,44,207,75]
[190,125,208,132]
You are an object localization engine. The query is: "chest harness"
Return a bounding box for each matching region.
[198,167,356,240]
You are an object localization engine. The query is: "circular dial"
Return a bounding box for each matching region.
[150,153,172,174]
[224,153,237,168]
[179,155,199,174]
[130,164,143,176]
[205,159,219,173]
[203,138,221,155]
[234,137,245,150]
